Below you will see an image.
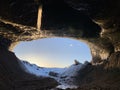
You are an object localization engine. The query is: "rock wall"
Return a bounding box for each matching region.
[0,0,120,89]
[0,0,120,67]
[0,47,58,90]
[0,0,120,68]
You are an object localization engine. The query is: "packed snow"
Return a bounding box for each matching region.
[21,60,88,89]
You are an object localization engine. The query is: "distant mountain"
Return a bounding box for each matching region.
[21,60,88,89]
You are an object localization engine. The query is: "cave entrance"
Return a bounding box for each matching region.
[14,37,92,68]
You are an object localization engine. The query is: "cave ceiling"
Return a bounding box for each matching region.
[0,0,120,63]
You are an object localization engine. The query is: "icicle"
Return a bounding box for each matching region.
[37,6,42,31]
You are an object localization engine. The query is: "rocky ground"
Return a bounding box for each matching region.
[0,47,120,90]
[0,47,58,90]
[52,64,120,90]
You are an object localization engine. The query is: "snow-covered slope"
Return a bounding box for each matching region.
[21,60,87,89]
[22,61,66,77]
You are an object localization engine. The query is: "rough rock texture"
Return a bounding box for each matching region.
[0,0,120,89]
[106,52,120,69]
[64,0,120,66]
[0,0,120,66]
[75,63,120,90]
[0,47,58,90]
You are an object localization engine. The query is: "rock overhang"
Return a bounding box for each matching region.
[0,0,120,68]
[0,0,102,41]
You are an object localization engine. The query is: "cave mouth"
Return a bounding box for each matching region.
[14,37,92,68]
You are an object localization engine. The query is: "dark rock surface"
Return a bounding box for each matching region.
[0,0,120,89]
[75,64,120,90]
[0,47,58,90]
[0,0,120,65]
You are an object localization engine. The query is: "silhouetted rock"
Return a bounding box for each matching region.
[74,60,80,65]
[0,47,58,90]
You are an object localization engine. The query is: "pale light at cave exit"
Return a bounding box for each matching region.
[14,38,92,67]
[37,6,42,30]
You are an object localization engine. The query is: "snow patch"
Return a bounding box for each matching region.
[22,61,66,77]
[21,60,88,89]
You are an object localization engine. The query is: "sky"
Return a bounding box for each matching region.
[14,37,92,67]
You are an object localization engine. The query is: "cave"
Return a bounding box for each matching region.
[0,0,120,90]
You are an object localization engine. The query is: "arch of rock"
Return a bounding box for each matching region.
[0,0,120,89]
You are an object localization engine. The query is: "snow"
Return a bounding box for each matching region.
[57,84,78,90]
[55,64,84,89]
[22,61,66,77]
[21,60,87,89]
[61,64,83,77]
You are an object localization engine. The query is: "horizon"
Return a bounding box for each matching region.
[14,37,92,68]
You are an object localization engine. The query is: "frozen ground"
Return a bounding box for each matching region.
[21,60,87,89]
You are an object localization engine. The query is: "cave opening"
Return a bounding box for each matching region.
[14,37,92,68]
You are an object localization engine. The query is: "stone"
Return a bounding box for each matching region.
[49,71,58,77]
[0,0,120,89]
[0,47,58,90]
[74,59,80,65]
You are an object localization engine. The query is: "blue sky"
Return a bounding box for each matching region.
[14,37,92,67]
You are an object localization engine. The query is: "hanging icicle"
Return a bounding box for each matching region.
[37,6,42,31]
